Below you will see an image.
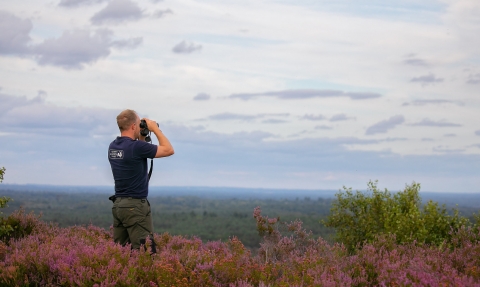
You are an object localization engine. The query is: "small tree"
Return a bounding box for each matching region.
[0,167,9,209]
[1,167,14,238]
[324,181,469,252]
[0,166,5,183]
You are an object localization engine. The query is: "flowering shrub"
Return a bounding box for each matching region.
[1,206,480,286]
[0,208,45,243]
[253,206,314,264]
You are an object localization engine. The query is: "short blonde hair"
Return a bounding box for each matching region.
[116,109,138,131]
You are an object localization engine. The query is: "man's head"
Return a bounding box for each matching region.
[116,109,141,139]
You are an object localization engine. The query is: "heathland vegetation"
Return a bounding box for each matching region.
[0,189,335,249]
[1,167,480,286]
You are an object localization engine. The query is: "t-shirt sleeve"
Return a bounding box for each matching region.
[134,141,158,159]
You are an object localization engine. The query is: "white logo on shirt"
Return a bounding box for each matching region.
[109,149,124,159]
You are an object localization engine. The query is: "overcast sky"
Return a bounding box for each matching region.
[0,0,479,192]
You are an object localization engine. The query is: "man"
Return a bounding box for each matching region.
[108,109,174,252]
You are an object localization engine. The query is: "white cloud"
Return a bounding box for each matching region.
[409,119,462,127]
[172,40,202,54]
[466,73,480,84]
[329,114,355,122]
[0,92,118,135]
[152,9,173,18]
[193,93,211,101]
[58,0,107,8]
[403,54,428,66]
[30,29,142,69]
[91,0,144,25]
[433,146,465,153]
[205,113,261,122]
[0,10,32,55]
[0,11,143,69]
[410,73,444,86]
[402,99,464,106]
[229,90,382,101]
[301,114,326,121]
[262,119,288,124]
[315,125,333,130]
[200,112,289,122]
[366,115,405,135]
[111,37,143,49]
[34,29,113,69]
[0,90,44,115]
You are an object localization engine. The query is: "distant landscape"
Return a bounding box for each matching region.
[2,183,480,285]
[0,185,336,249]
[1,184,479,249]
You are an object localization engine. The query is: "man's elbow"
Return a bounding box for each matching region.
[156,147,174,158]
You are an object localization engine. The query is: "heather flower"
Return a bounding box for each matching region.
[1,208,480,286]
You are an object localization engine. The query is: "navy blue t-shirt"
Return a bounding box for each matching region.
[108,136,157,198]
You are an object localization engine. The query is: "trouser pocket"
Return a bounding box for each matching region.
[115,199,148,227]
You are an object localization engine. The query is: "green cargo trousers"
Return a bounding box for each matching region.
[112,197,155,251]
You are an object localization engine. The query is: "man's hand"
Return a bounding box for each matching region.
[141,118,174,158]
[142,118,160,133]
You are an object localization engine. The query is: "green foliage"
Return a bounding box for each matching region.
[0,209,42,243]
[0,198,14,239]
[0,167,14,239]
[0,167,7,213]
[0,196,10,210]
[0,167,5,183]
[0,167,8,212]
[324,181,469,252]
[0,168,37,244]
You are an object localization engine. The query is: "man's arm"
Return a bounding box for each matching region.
[143,118,174,158]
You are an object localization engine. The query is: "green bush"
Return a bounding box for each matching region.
[324,181,469,252]
[0,166,10,214]
[0,166,5,183]
[0,209,44,243]
[0,198,14,239]
[0,167,15,240]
